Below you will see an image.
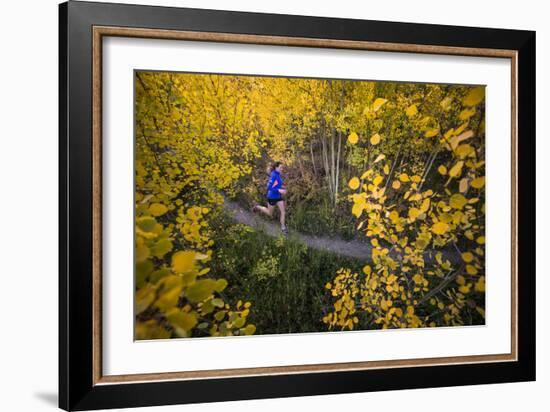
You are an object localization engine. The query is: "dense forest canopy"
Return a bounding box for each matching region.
[134,71,485,339]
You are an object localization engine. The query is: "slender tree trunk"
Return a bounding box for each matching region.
[321,122,332,197]
[419,146,440,191]
[384,144,403,193]
[335,130,342,204]
[310,140,317,176]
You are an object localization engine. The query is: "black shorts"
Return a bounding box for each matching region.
[267,197,283,206]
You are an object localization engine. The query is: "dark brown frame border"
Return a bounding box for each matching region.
[60,1,535,410]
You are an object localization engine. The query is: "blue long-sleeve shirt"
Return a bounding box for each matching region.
[266,170,283,199]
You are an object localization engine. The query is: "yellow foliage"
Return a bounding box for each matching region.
[448,161,464,178]
[348,132,359,144]
[406,104,418,117]
[462,86,485,107]
[431,222,450,235]
[471,176,485,189]
[372,98,388,111]
[149,203,168,217]
[349,177,360,190]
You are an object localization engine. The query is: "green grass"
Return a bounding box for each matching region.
[209,221,364,335]
[286,195,357,240]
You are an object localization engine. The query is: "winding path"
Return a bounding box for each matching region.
[224,198,372,259]
[223,198,462,264]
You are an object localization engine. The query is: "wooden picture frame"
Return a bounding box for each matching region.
[59,1,535,410]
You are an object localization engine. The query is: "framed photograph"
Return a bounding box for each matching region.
[59,1,536,410]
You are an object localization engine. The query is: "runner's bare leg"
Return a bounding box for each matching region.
[277,200,286,229]
[256,203,274,217]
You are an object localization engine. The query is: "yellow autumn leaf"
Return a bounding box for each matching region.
[463,86,485,106]
[172,250,197,273]
[352,200,365,218]
[438,165,447,175]
[424,128,439,138]
[136,284,156,314]
[471,176,485,189]
[166,309,197,331]
[348,177,360,190]
[374,154,386,163]
[408,207,421,220]
[455,144,474,158]
[448,161,464,178]
[466,264,478,275]
[449,193,467,209]
[399,173,410,182]
[406,104,418,117]
[431,222,450,235]
[458,284,471,294]
[420,198,430,213]
[412,274,423,284]
[449,130,474,150]
[475,276,486,292]
[462,252,474,263]
[459,178,469,193]
[440,96,452,110]
[136,244,150,262]
[370,133,381,145]
[372,98,388,111]
[348,132,359,144]
[149,203,168,217]
[360,169,373,179]
[458,107,476,121]
[373,175,383,186]
[392,180,401,189]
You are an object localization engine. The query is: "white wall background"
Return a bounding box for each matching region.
[0,0,545,411]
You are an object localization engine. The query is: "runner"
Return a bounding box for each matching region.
[252,161,288,234]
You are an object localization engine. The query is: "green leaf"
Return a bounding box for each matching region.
[137,216,157,232]
[151,238,173,258]
[214,278,228,292]
[155,275,183,311]
[166,309,197,331]
[149,267,171,284]
[136,284,156,314]
[136,260,154,288]
[233,316,246,328]
[449,193,467,209]
[211,298,225,308]
[186,279,217,302]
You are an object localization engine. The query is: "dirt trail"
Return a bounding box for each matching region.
[223,198,462,264]
[224,198,372,259]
